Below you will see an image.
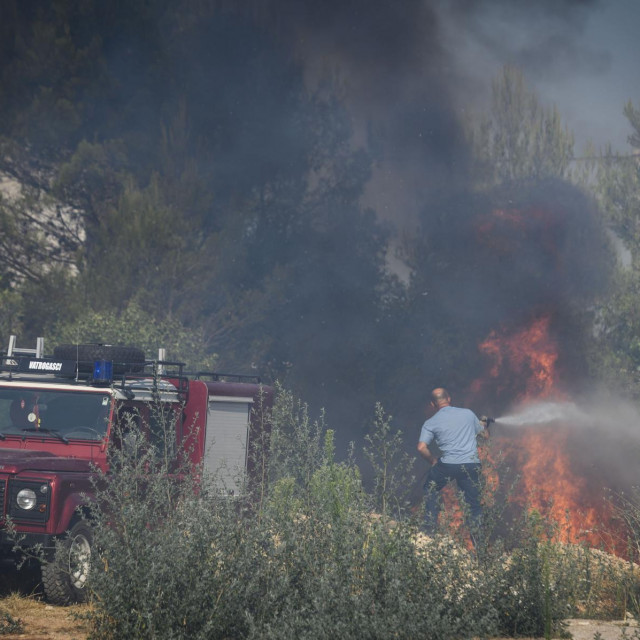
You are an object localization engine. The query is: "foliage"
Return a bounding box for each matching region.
[485,529,571,637]
[263,384,326,492]
[587,268,640,397]
[0,2,393,425]
[80,389,499,639]
[613,487,640,568]
[47,299,217,371]
[65,388,640,639]
[364,403,416,517]
[465,65,575,187]
[0,289,23,349]
[587,100,640,395]
[0,610,24,635]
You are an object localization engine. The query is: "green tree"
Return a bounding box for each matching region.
[48,299,216,371]
[0,2,392,435]
[588,101,640,395]
[465,65,575,187]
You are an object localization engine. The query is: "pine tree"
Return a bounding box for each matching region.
[588,101,640,395]
[465,65,575,187]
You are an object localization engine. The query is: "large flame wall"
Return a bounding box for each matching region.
[471,316,624,552]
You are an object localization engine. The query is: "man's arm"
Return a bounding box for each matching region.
[417,441,438,466]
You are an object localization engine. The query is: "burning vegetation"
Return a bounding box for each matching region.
[456,196,630,555]
[473,316,619,550]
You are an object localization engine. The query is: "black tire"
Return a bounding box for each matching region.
[53,344,146,374]
[42,520,93,605]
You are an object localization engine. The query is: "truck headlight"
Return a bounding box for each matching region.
[16,488,37,510]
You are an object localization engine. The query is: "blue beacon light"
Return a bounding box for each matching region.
[93,360,113,383]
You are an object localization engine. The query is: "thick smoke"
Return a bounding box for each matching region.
[224,1,632,520]
[271,0,471,227]
[265,0,618,433]
[266,0,613,229]
[2,1,626,464]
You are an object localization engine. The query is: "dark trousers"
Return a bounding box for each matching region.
[423,461,482,534]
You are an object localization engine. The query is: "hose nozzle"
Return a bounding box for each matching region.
[480,415,495,426]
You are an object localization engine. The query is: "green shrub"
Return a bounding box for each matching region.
[364,403,415,518]
[0,610,24,635]
[74,389,639,639]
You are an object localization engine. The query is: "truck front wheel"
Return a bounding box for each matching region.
[42,520,93,605]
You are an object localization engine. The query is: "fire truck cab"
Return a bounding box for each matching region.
[0,336,271,604]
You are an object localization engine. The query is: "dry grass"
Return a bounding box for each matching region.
[413,529,640,621]
[0,594,89,640]
[556,543,640,619]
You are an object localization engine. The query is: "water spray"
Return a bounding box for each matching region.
[493,401,591,428]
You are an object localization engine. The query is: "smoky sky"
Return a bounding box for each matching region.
[258,0,617,227]
[431,0,636,151]
[277,0,471,222]
[434,0,610,81]
[88,0,618,230]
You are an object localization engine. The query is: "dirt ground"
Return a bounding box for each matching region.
[0,607,638,640]
[0,562,90,639]
[565,618,639,640]
[0,598,89,640]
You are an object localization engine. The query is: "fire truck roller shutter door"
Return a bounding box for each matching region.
[203,397,253,495]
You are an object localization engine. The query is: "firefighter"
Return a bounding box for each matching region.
[417,387,489,537]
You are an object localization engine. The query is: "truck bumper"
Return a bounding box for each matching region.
[0,529,55,561]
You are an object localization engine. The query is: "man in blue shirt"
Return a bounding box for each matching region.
[417,388,489,535]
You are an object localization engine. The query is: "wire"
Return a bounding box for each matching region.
[570,154,640,162]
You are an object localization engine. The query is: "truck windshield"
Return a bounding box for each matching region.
[0,388,111,441]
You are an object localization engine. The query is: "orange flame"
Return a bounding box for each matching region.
[475,316,618,550]
[477,316,557,398]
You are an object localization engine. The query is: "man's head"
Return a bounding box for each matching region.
[430,387,451,409]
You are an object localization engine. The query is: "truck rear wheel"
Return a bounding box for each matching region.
[42,520,93,605]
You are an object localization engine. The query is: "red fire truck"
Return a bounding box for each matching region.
[0,336,271,604]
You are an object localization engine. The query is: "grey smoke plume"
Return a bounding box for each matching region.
[273,0,612,227]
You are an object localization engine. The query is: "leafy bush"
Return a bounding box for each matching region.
[364,403,416,518]
[0,610,24,635]
[74,389,639,639]
[48,299,217,371]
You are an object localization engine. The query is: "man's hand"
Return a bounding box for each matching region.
[417,441,438,466]
[479,415,494,438]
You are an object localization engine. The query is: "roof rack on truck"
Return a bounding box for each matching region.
[1,337,190,396]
